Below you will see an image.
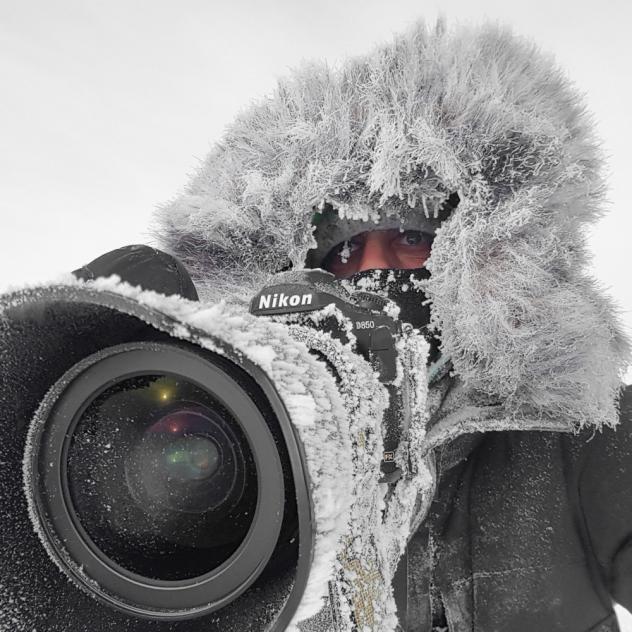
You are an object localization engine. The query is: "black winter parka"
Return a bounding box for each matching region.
[407,377,632,632]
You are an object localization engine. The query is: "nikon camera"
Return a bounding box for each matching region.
[0,246,432,632]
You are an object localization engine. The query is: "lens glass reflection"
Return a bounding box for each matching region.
[66,375,257,581]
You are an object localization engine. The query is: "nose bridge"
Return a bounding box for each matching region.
[358,232,390,272]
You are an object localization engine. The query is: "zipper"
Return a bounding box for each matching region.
[429,531,450,632]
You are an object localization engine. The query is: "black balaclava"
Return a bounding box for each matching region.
[341,267,441,366]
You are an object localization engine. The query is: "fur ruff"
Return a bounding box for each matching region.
[152,18,631,431]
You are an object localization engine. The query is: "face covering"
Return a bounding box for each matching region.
[339,267,441,366]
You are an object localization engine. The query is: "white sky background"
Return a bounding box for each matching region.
[1,0,632,625]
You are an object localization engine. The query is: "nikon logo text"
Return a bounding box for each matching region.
[258,292,313,309]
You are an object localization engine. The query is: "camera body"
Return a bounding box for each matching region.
[250,269,414,483]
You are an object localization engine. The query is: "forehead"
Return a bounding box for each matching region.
[312,210,439,247]
[337,227,432,241]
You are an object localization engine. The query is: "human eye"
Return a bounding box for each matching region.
[395,230,432,247]
[391,230,433,267]
[345,236,363,252]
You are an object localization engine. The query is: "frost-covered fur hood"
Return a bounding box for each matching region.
[153,19,630,431]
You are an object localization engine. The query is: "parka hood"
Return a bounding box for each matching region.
[152,18,630,431]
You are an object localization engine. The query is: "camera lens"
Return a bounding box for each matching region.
[27,341,287,618]
[66,375,257,581]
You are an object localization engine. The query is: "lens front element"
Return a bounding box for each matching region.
[68,375,257,581]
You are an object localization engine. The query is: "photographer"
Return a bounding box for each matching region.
[4,18,632,632]
[146,19,632,631]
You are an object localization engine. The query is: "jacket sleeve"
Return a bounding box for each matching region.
[576,383,632,610]
[72,244,199,301]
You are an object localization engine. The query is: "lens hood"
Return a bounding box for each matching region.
[0,282,316,631]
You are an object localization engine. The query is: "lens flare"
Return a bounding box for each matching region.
[162,436,221,481]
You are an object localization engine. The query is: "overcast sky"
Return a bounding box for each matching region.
[2,0,632,626]
[2,0,630,294]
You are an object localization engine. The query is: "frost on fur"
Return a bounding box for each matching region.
[152,18,630,431]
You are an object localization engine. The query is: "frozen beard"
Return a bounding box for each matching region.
[340,268,441,366]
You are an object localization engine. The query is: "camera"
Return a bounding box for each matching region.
[0,268,432,631]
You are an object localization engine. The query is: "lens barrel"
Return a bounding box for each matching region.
[26,342,286,620]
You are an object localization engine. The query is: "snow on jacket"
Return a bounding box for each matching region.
[152,18,632,631]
